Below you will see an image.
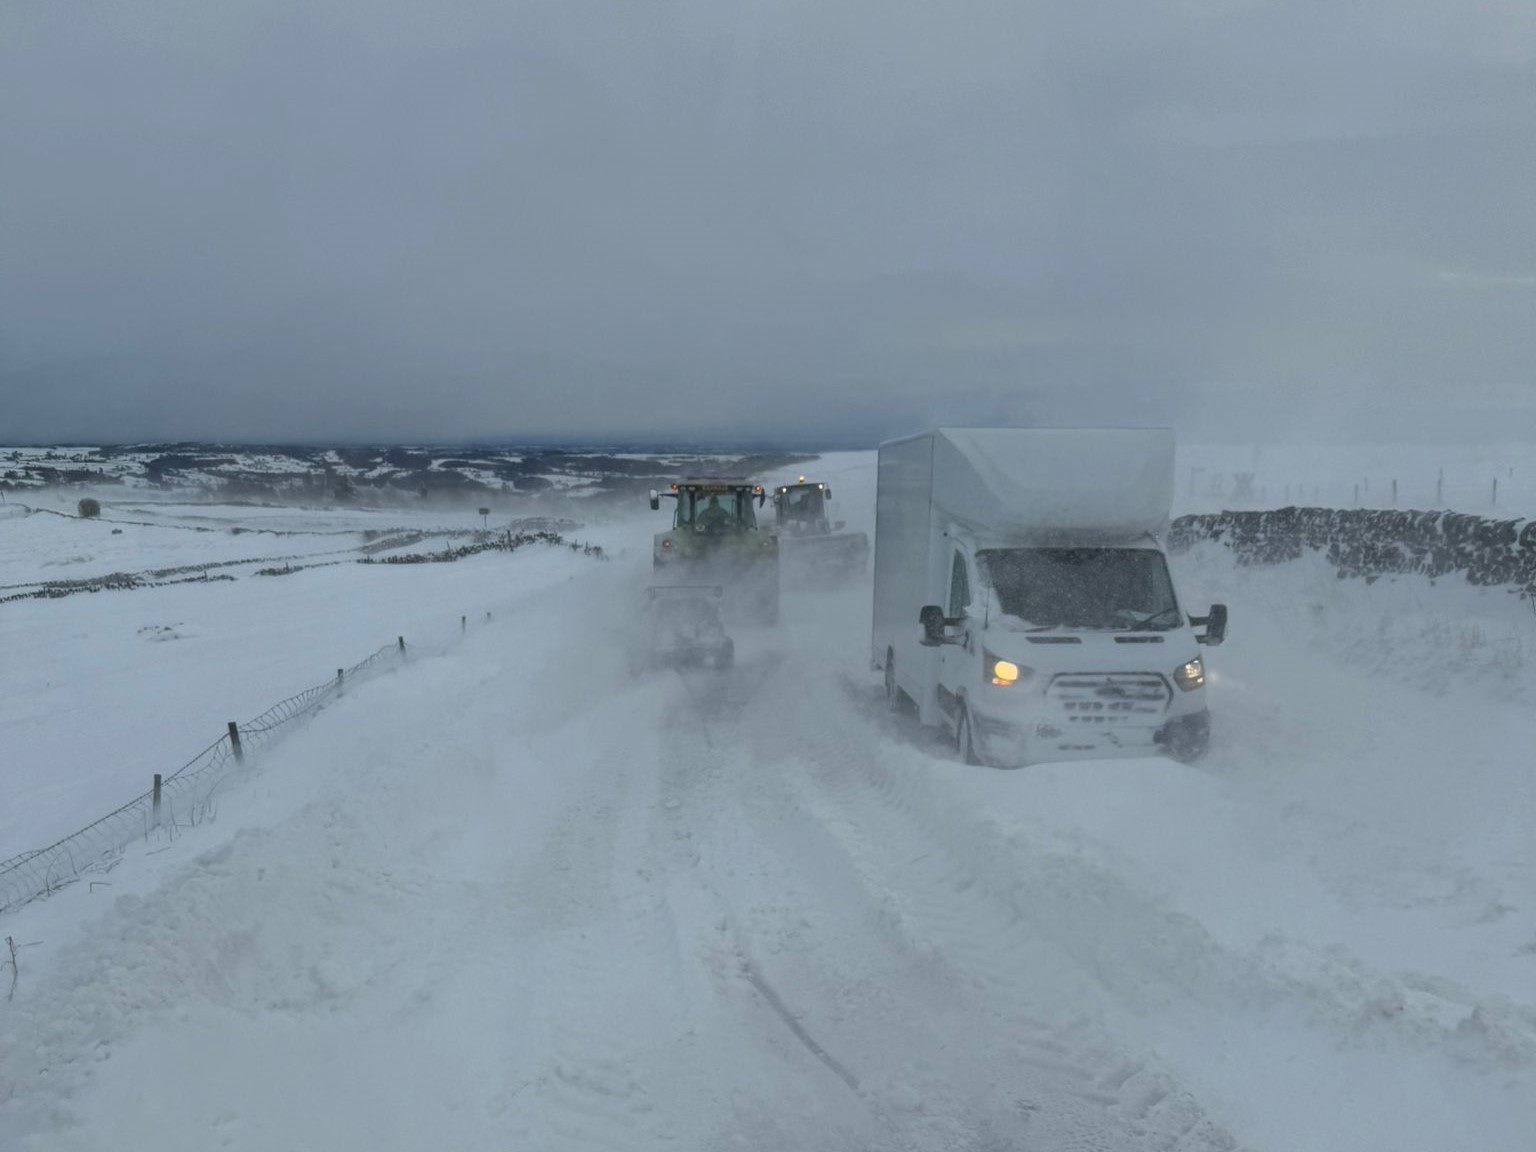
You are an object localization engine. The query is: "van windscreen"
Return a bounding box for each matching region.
[977,548,1180,631]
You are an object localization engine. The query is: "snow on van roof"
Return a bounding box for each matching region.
[929,427,1175,539]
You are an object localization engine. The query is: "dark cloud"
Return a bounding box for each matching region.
[2,0,1531,444]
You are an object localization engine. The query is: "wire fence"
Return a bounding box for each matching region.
[0,641,407,914]
[0,529,616,918]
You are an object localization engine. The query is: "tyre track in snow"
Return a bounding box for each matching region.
[649,654,908,1151]
[749,632,1535,1148]
[487,685,709,1150]
[778,677,1230,1147]
[490,644,861,1150]
[653,640,1231,1151]
[835,664,1536,1082]
[506,762,668,1150]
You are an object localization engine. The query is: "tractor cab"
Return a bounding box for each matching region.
[655,478,766,535]
[647,478,779,625]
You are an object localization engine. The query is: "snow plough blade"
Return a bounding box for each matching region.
[779,530,870,581]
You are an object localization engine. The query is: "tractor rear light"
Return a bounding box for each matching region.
[661,538,672,549]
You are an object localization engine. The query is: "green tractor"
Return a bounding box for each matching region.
[771,478,870,581]
[649,478,780,625]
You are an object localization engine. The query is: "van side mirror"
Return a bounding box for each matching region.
[648,489,660,511]
[919,605,959,647]
[1192,603,1228,646]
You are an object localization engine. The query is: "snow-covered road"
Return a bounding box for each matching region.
[2,456,1533,1150]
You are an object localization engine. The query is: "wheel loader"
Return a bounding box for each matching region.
[770,478,870,581]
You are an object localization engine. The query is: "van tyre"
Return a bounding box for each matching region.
[957,705,982,766]
[1163,711,1212,764]
[1168,726,1209,764]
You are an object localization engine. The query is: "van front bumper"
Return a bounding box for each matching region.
[970,706,1211,768]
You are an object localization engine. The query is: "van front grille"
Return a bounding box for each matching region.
[1047,673,1170,723]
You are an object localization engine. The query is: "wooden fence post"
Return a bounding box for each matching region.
[461,615,466,633]
[228,721,243,763]
[1492,477,1498,507]
[1392,478,1398,506]
[152,773,162,826]
[397,635,405,653]
[1437,468,1444,505]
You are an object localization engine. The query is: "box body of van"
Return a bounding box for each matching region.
[871,428,1223,767]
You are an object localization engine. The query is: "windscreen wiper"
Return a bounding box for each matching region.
[1120,606,1180,631]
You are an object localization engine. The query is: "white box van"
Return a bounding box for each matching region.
[871,428,1226,767]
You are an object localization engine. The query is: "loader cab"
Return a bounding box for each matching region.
[773,481,831,534]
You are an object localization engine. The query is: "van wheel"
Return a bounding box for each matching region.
[957,706,981,766]
[883,650,899,711]
[1163,711,1212,764]
[1167,724,1210,763]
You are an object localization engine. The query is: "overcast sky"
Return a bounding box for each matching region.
[2,0,1532,445]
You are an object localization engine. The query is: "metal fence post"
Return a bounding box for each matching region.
[228,721,243,763]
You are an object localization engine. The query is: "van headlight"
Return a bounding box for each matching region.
[1174,656,1205,691]
[986,650,1032,687]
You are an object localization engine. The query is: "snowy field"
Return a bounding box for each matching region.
[1,447,1534,1150]
[1174,442,1536,516]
